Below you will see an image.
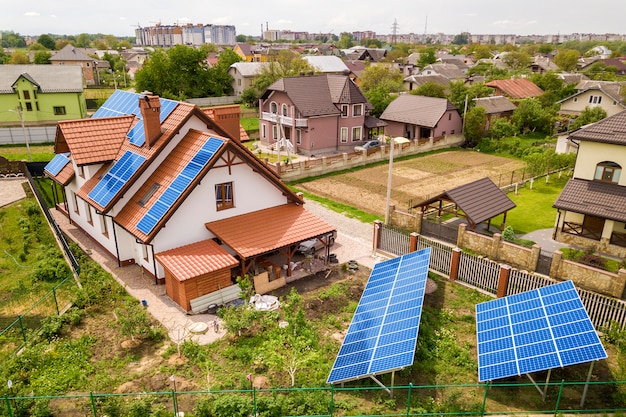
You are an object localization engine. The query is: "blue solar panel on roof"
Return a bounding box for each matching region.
[45,153,71,176]
[476,280,607,382]
[327,248,431,384]
[136,137,224,235]
[88,151,146,207]
[92,90,179,147]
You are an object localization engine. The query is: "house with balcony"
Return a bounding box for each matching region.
[259,74,383,155]
[43,90,335,311]
[553,109,626,258]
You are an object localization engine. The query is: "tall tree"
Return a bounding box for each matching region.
[463,106,487,145]
[511,98,555,134]
[252,50,314,93]
[33,51,52,64]
[553,49,579,72]
[571,106,607,130]
[417,48,436,68]
[37,34,56,50]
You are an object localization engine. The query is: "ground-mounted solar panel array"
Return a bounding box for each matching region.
[476,280,607,382]
[92,90,178,147]
[88,150,147,208]
[136,136,224,235]
[327,248,431,384]
[45,152,71,176]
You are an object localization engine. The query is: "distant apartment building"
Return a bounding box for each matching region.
[352,31,376,42]
[262,29,310,41]
[136,23,236,47]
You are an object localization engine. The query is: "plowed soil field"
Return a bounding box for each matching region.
[296,149,526,217]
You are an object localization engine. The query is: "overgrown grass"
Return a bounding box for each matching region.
[0,196,68,320]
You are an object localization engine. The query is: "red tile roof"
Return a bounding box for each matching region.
[115,129,226,242]
[205,204,335,259]
[485,78,543,99]
[56,116,134,165]
[155,239,239,281]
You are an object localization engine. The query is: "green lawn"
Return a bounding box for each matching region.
[492,172,570,234]
[0,143,55,162]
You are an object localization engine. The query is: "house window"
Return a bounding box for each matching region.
[594,161,621,184]
[589,95,602,104]
[141,244,149,261]
[77,165,84,178]
[237,79,241,86]
[448,113,452,120]
[573,97,578,102]
[270,102,278,114]
[85,204,93,225]
[296,129,301,145]
[341,104,348,117]
[23,91,30,100]
[272,125,278,140]
[262,124,267,139]
[215,182,234,210]
[352,104,363,117]
[352,126,362,142]
[72,192,79,214]
[53,106,66,115]
[100,215,109,237]
[340,127,348,143]
[282,104,288,116]
[25,102,32,111]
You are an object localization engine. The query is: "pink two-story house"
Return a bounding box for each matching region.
[259,74,383,156]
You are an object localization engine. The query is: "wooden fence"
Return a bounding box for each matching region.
[375,221,626,331]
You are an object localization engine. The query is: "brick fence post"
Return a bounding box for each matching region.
[492,233,501,260]
[457,223,466,248]
[373,220,382,252]
[549,250,562,278]
[529,244,541,273]
[450,247,462,281]
[497,264,511,298]
[410,232,418,253]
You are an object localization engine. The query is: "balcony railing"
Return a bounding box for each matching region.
[261,112,307,128]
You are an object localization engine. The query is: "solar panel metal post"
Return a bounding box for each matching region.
[580,360,595,408]
[370,375,392,396]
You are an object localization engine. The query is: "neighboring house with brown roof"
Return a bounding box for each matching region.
[579,58,626,76]
[49,44,105,85]
[485,78,544,100]
[473,96,516,130]
[379,94,463,141]
[344,60,367,84]
[259,74,380,155]
[44,90,334,311]
[557,80,626,117]
[553,109,626,259]
[529,56,559,73]
[228,61,269,97]
[0,65,87,124]
[343,47,387,62]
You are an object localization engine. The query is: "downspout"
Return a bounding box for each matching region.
[135,239,158,285]
[99,212,121,267]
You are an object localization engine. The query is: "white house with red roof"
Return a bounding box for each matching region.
[45,90,335,311]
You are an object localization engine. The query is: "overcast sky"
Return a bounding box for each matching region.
[1,0,623,38]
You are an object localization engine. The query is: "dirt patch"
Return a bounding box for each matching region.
[296,150,526,216]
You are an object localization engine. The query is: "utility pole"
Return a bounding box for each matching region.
[391,19,399,44]
[9,105,32,162]
[384,138,395,225]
